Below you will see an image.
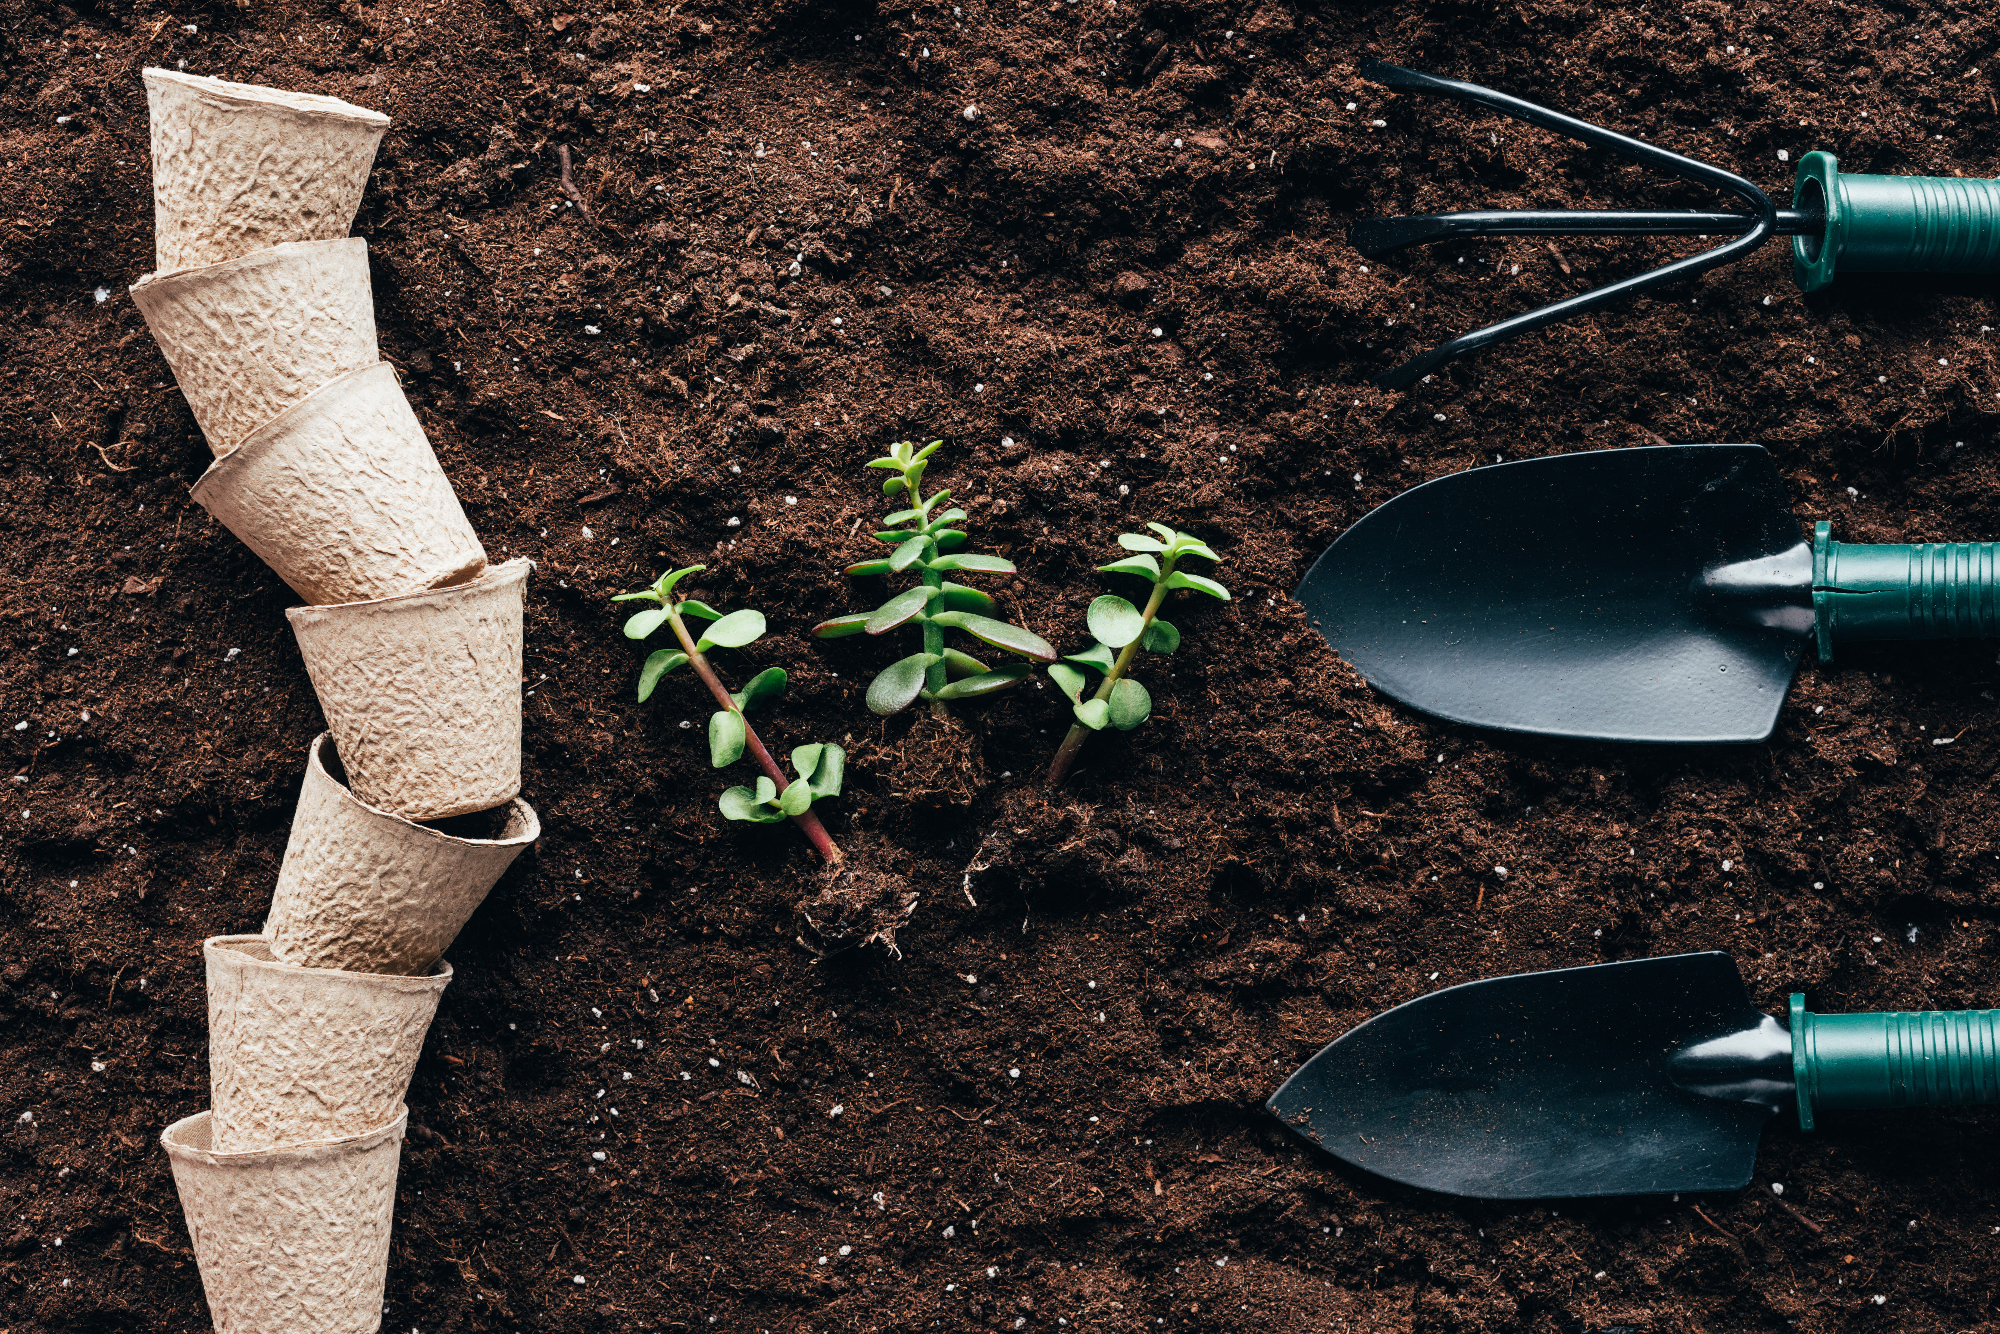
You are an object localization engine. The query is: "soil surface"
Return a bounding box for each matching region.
[5,0,2000,1331]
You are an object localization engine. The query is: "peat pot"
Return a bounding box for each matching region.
[287,558,529,819]
[144,68,390,273]
[205,935,447,1151]
[267,732,538,976]
[190,361,487,605]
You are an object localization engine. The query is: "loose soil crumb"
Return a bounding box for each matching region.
[4,1,2000,1332]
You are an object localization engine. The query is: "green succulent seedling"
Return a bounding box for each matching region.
[615,565,844,865]
[813,439,1056,715]
[1045,523,1229,786]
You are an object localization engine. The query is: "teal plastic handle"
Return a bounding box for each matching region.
[1812,521,2000,661]
[1791,150,2000,292]
[1791,995,2000,1130]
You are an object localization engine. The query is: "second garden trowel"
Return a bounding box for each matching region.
[1296,444,2000,743]
[1268,952,2000,1199]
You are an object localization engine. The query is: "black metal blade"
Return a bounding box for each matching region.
[1295,444,1813,743]
[1268,953,1790,1199]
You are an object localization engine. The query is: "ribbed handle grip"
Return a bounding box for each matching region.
[1792,151,2000,290]
[1812,522,2000,660]
[1791,995,2000,1130]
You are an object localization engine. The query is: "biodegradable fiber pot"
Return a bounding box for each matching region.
[144,68,390,274]
[267,733,539,976]
[163,1106,404,1334]
[205,936,447,1152]
[132,238,380,457]
[288,558,529,820]
[190,361,487,606]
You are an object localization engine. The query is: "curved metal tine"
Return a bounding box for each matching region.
[1361,60,1777,391]
[1352,210,1762,259]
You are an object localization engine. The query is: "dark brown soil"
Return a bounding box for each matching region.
[5,0,2000,1330]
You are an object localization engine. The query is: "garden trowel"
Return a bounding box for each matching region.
[1295,443,2000,743]
[1268,952,2000,1199]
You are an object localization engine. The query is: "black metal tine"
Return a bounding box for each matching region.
[1358,60,1779,391]
[1353,209,1823,260]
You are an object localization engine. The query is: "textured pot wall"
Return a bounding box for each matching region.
[143,68,388,273]
[163,1108,404,1334]
[190,361,487,605]
[287,558,529,819]
[132,239,379,457]
[204,935,447,1151]
[267,733,538,975]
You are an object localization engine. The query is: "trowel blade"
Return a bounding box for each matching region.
[1295,444,1814,743]
[1268,953,1788,1199]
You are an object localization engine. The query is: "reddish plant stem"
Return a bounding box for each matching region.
[668,608,842,866]
[1046,566,1173,787]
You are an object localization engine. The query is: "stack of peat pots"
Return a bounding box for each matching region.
[132,70,539,1333]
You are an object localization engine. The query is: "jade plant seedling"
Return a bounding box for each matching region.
[615,565,844,865]
[813,439,1055,715]
[1046,523,1228,786]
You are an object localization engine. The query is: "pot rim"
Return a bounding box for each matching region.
[143,67,391,128]
[303,731,539,849]
[284,555,531,623]
[130,235,368,298]
[161,1103,408,1166]
[204,933,453,987]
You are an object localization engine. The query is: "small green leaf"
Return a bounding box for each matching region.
[1108,678,1152,730]
[1141,618,1181,653]
[844,559,894,578]
[1146,521,1178,543]
[1047,662,1088,704]
[889,534,929,572]
[719,785,783,822]
[873,530,917,545]
[1169,536,1221,563]
[1064,642,1117,674]
[708,710,747,768]
[1074,699,1110,730]
[1164,571,1231,600]
[891,440,915,463]
[884,507,921,527]
[695,608,768,650]
[1117,533,1166,554]
[791,743,825,783]
[806,743,845,798]
[938,582,997,615]
[656,565,705,599]
[754,775,778,805]
[914,439,945,462]
[812,612,871,639]
[866,652,941,715]
[610,590,657,602]
[933,530,969,552]
[732,667,787,713]
[679,599,723,621]
[1097,554,1161,580]
[865,457,906,471]
[623,607,670,640]
[883,476,907,496]
[942,647,991,679]
[933,664,1032,700]
[865,585,933,635]
[927,508,969,529]
[929,552,1016,574]
[779,778,814,817]
[1087,595,1146,649]
[928,611,1056,661]
[637,649,688,701]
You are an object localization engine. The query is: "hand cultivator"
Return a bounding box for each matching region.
[1270,952,2000,1199]
[1358,60,2000,389]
